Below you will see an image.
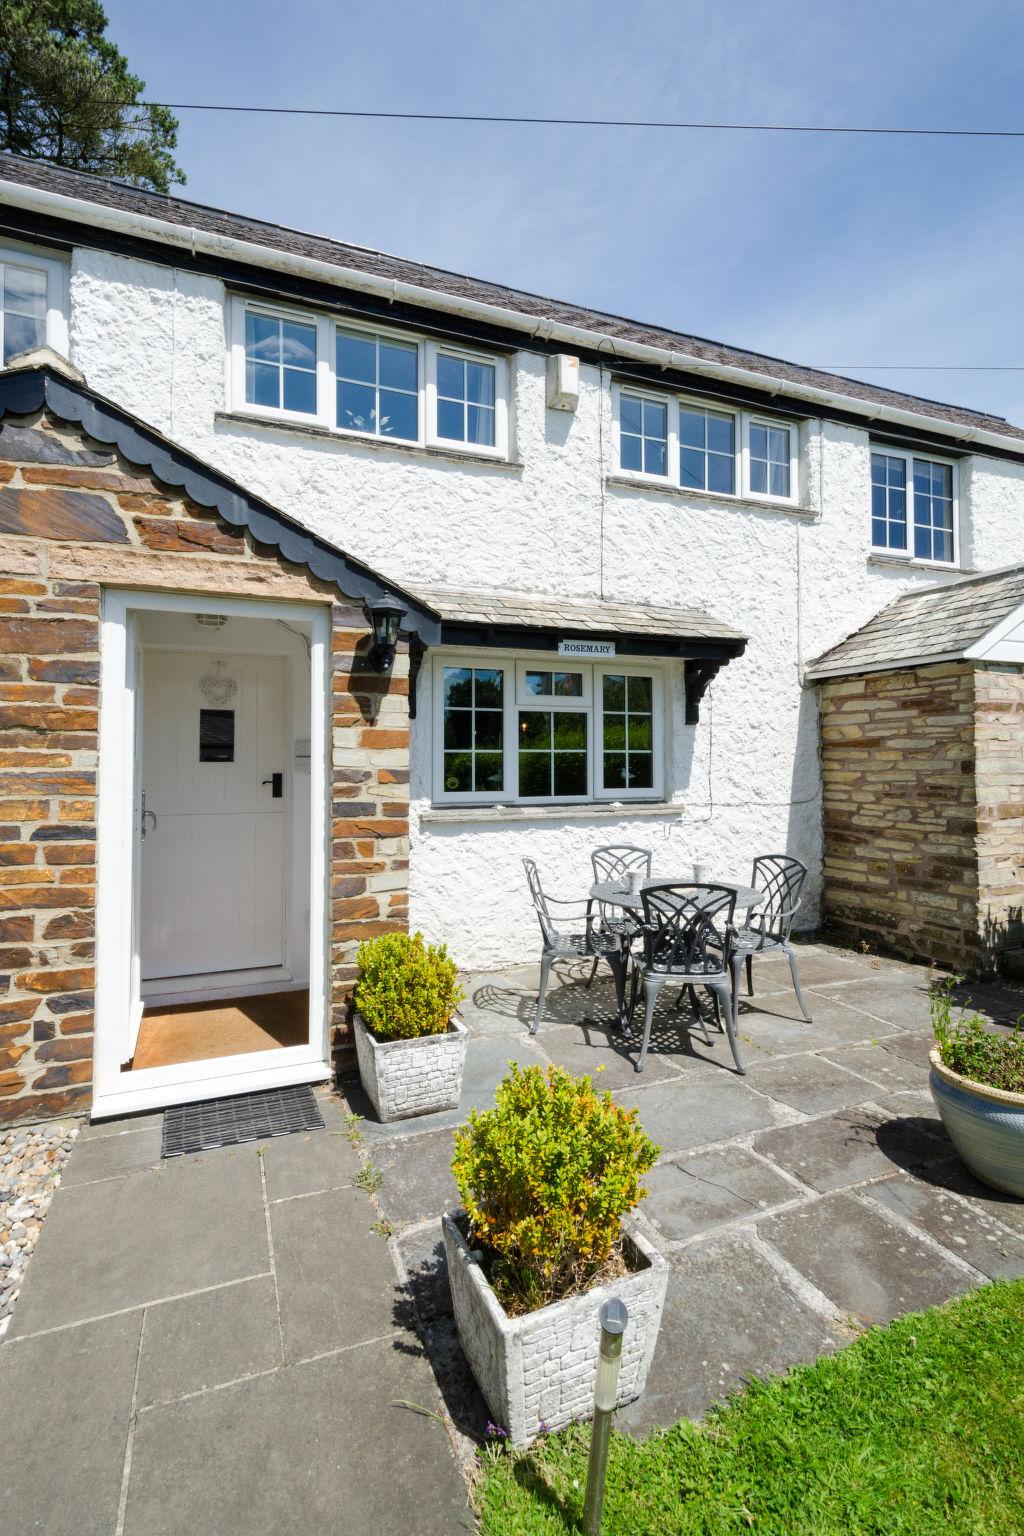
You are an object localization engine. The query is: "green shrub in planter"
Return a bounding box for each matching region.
[451,1062,659,1315]
[354,931,463,1042]
[931,974,1024,1093]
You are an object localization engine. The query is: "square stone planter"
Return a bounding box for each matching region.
[442,1210,667,1445]
[353,1011,467,1122]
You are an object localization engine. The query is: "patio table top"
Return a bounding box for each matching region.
[589,878,762,911]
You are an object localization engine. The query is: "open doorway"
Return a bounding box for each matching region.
[94,591,332,1118]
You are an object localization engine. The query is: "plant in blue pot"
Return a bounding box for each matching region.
[929,975,1024,1197]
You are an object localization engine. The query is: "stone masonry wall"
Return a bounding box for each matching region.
[819,663,980,970]
[0,405,409,1126]
[973,664,1024,969]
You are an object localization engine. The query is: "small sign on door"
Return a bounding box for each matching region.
[558,638,616,658]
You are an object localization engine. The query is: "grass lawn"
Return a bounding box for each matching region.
[477,1280,1024,1535]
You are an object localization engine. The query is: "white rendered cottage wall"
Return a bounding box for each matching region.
[65,246,1024,967]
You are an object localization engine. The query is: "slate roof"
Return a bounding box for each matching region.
[1,152,1018,443]
[806,565,1024,680]
[405,585,746,646]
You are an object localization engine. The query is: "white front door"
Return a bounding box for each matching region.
[140,649,289,982]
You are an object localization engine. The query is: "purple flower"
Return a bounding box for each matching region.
[485,1420,509,1440]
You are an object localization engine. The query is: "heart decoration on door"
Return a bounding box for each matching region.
[199,659,238,706]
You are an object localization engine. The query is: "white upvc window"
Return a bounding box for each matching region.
[432,655,664,806]
[0,243,69,366]
[228,297,510,455]
[869,445,958,565]
[613,382,799,505]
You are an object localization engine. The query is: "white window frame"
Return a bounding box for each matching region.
[229,299,333,428]
[426,340,509,458]
[742,415,799,506]
[432,653,664,807]
[612,380,800,505]
[868,444,960,567]
[0,241,69,365]
[228,296,511,457]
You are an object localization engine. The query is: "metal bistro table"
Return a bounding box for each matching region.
[588,878,763,1028]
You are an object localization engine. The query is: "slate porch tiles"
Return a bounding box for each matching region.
[615,1232,839,1433]
[751,1101,948,1195]
[123,1336,470,1536]
[640,1145,800,1243]
[259,1119,361,1203]
[270,1184,398,1363]
[0,1311,143,1536]
[868,1170,1024,1279]
[748,1052,880,1117]
[758,1191,975,1326]
[624,1073,782,1159]
[9,1149,268,1337]
[375,1127,460,1230]
[60,1121,164,1186]
[135,1275,281,1409]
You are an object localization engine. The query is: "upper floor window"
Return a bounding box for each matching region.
[229,298,510,457]
[432,655,663,805]
[244,310,317,416]
[615,384,799,505]
[870,447,956,565]
[620,393,668,475]
[0,245,68,367]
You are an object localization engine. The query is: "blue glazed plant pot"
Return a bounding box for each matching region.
[929,1049,1024,1198]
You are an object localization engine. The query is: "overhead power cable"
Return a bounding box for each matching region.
[5,98,1024,138]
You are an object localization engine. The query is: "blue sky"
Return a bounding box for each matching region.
[105,0,1024,423]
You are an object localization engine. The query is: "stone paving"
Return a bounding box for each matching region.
[350,942,1024,1444]
[4,941,1024,1535]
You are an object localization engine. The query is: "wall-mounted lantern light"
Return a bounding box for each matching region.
[368,595,407,672]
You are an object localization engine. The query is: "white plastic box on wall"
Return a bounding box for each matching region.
[546,353,580,411]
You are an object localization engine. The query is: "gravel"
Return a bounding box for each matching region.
[0,1120,80,1335]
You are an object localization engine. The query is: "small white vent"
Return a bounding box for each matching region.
[194,613,228,629]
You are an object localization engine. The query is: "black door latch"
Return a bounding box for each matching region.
[262,772,283,798]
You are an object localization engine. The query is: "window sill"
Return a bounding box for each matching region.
[604,474,815,520]
[867,552,972,574]
[419,800,680,825]
[214,411,523,471]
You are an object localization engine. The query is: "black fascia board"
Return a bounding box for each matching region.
[438,620,746,662]
[0,365,441,644]
[2,206,1020,466]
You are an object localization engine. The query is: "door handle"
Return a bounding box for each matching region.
[141,788,157,839]
[262,772,283,798]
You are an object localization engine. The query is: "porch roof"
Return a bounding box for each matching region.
[404,584,747,659]
[0,351,442,645]
[806,563,1024,681]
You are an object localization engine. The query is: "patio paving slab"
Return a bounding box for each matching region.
[640,1145,800,1243]
[396,1219,452,1326]
[0,1310,142,1536]
[751,1102,948,1194]
[135,1273,281,1408]
[868,1171,1024,1280]
[616,1232,840,1432]
[9,1151,269,1337]
[759,1191,975,1326]
[124,1335,471,1536]
[624,1073,783,1158]
[810,975,934,1031]
[375,1126,460,1229]
[270,1184,398,1363]
[877,1031,936,1068]
[734,999,902,1058]
[746,948,880,989]
[821,1040,932,1093]
[60,1121,164,1186]
[259,1118,361,1202]
[906,1156,1024,1232]
[532,1017,701,1088]
[749,1052,880,1116]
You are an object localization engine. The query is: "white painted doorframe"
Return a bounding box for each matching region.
[94,590,332,1120]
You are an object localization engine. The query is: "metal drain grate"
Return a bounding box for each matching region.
[161,1084,324,1157]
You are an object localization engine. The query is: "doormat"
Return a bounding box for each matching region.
[161,1083,324,1158]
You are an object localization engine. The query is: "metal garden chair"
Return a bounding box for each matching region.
[729,854,813,1023]
[629,883,744,1074]
[586,844,653,987]
[522,858,630,1034]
